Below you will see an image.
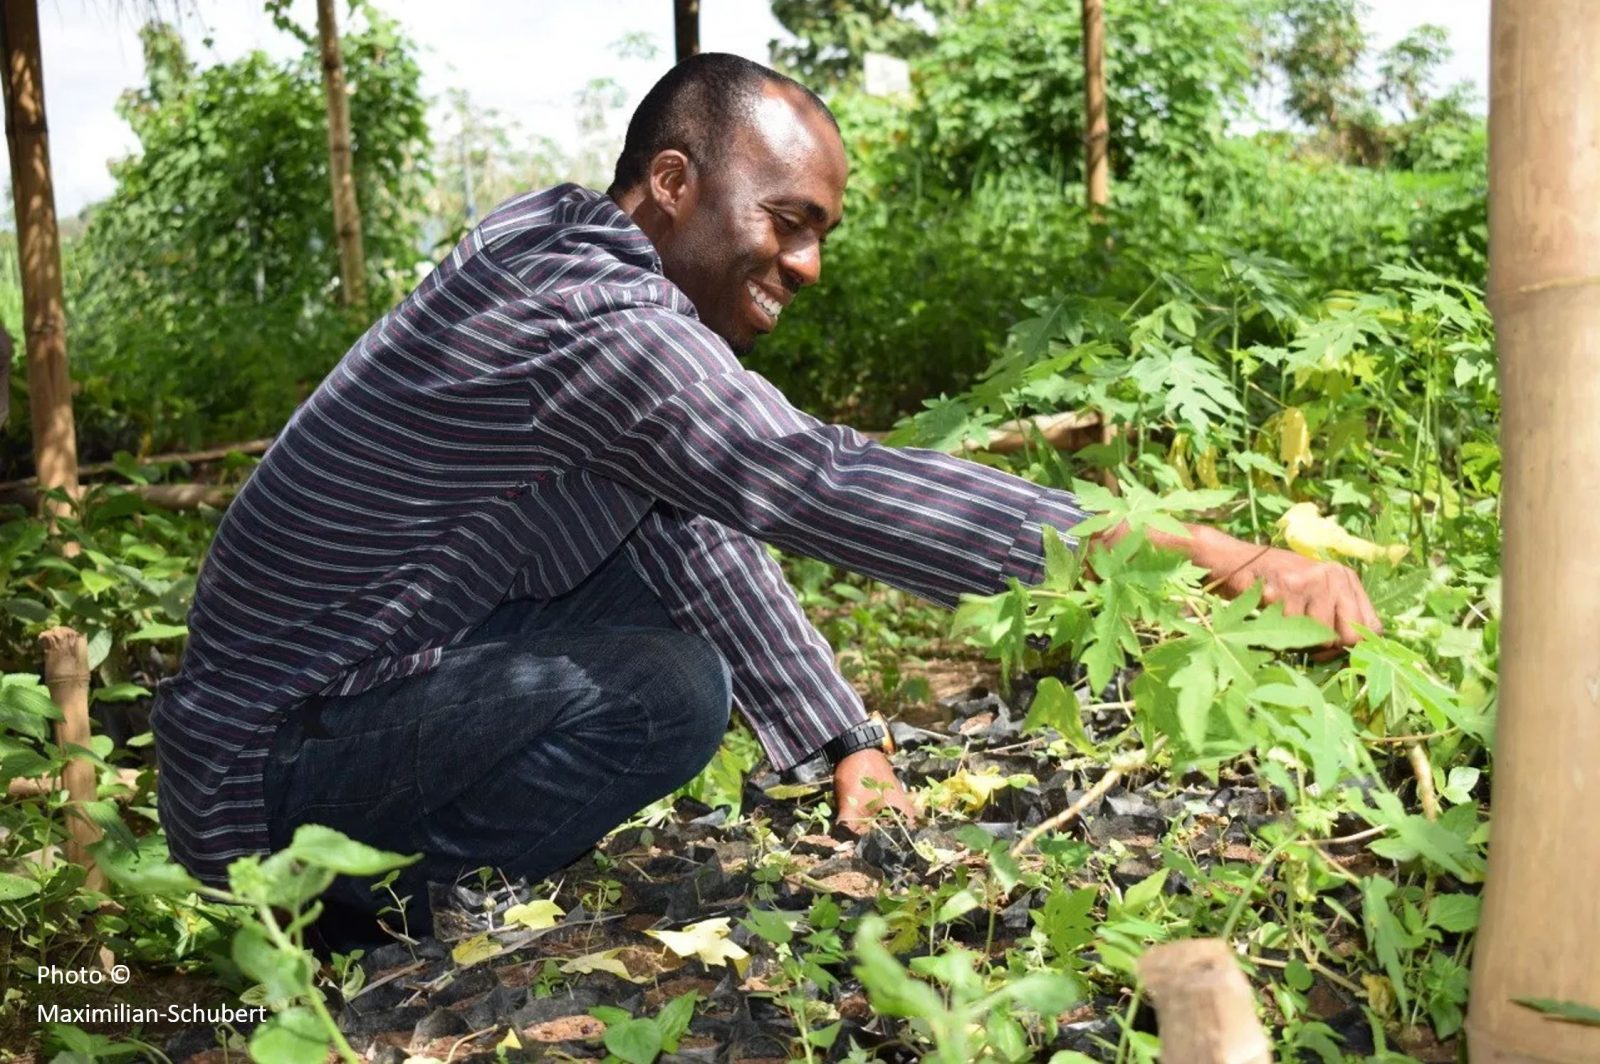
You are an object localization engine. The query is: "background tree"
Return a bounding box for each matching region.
[768,0,972,90]
[1,1,79,505]
[674,0,699,63]
[315,0,367,308]
[48,12,428,459]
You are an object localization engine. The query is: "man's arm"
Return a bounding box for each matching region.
[1091,520,1383,649]
[621,504,920,829]
[620,502,868,769]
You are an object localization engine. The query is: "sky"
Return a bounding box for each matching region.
[24,0,1490,220]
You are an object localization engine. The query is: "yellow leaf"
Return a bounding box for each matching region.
[504,899,564,931]
[496,1028,522,1051]
[559,948,641,981]
[928,770,1035,814]
[763,782,824,801]
[1277,503,1406,565]
[450,933,501,968]
[1196,446,1221,489]
[645,917,750,975]
[1278,407,1312,484]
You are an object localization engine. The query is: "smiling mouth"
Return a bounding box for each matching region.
[746,282,785,328]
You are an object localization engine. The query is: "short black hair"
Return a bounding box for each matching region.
[608,52,838,197]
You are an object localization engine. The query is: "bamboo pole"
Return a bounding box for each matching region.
[40,627,105,893]
[1466,2,1600,1061]
[1080,0,1109,223]
[1,1,79,530]
[1139,939,1273,1064]
[674,0,700,63]
[316,0,366,309]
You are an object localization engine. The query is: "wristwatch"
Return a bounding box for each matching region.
[820,712,896,771]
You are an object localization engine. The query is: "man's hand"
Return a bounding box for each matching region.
[1093,520,1382,657]
[1209,541,1382,657]
[833,748,918,833]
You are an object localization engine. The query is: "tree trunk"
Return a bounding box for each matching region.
[316,0,366,309]
[674,0,700,64]
[1081,0,1109,222]
[1,1,79,524]
[1466,1,1600,1061]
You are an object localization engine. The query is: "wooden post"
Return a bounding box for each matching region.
[1467,1,1600,1061]
[1080,0,1109,223]
[674,0,700,64]
[1139,939,1273,1064]
[41,627,105,894]
[1,1,79,528]
[316,0,366,309]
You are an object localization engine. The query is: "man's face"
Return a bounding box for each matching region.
[654,86,847,355]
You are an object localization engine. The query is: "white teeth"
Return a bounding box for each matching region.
[747,282,782,319]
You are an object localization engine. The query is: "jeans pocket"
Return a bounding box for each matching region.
[413,692,548,817]
[273,717,424,833]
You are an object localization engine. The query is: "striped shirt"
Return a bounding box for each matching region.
[151,183,1091,886]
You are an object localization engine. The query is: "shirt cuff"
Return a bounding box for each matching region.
[1001,488,1091,585]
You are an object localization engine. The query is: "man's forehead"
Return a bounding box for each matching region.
[735,84,847,222]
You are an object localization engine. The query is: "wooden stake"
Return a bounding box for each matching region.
[1139,939,1273,1064]
[1,1,80,532]
[317,0,366,309]
[1081,0,1109,224]
[40,627,105,894]
[1468,2,1600,1060]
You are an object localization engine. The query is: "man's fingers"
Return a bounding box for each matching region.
[1332,573,1362,646]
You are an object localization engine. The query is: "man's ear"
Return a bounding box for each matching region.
[646,149,695,224]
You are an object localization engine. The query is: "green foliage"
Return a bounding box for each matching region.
[590,991,701,1064]
[59,7,429,458]
[768,0,972,90]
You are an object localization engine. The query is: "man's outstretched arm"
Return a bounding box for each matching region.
[621,504,918,828]
[1090,520,1383,651]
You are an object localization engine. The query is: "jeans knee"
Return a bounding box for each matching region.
[635,630,731,782]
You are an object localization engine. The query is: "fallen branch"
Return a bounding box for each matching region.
[7,767,142,800]
[1406,742,1439,821]
[1010,739,1162,858]
[0,483,237,511]
[0,437,273,492]
[860,408,1106,456]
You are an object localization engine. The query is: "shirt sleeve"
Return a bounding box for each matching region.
[621,504,868,770]
[533,300,1094,609]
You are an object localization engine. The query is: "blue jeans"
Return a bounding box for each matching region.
[262,546,732,955]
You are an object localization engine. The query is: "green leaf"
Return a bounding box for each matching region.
[852,917,946,1019]
[739,908,796,946]
[603,1017,662,1064]
[1021,678,1094,754]
[1000,971,1079,1014]
[248,1006,330,1064]
[2,597,51,623]
[1361,791,1484,881]
[1426,894,1480,933]
[0,872,41,900]
[286,824,417,876]
[91,842,202,898]
[655,991,699,1052]
[92,683,152,703]
[79,570,116,597]
[1515,998,1600,1027]
[232,924,314,1008]
[1119,869,1169,916]
[126,622,188,642]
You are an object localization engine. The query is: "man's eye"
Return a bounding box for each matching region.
[775,214,802,234]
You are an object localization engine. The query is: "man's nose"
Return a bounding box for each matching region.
[779,240,823,289]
